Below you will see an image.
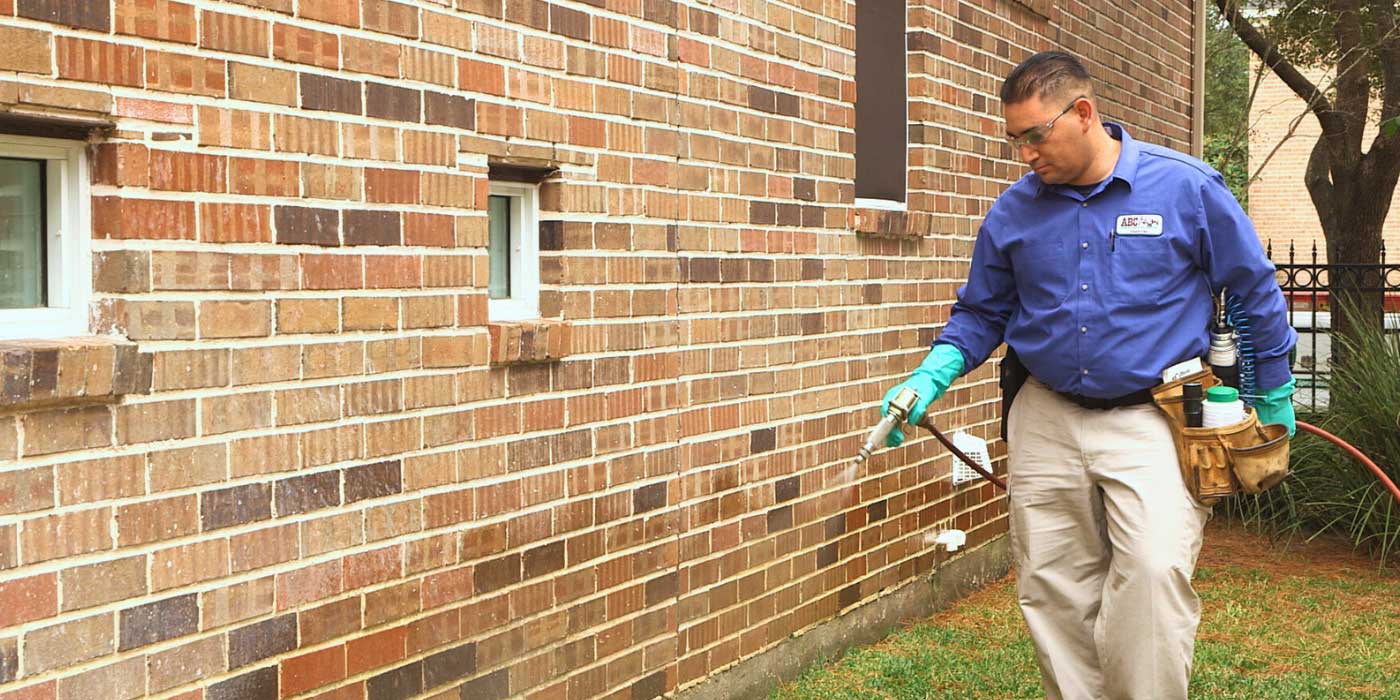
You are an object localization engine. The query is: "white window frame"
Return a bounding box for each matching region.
[486,181,540,321]
[0,134,90,340]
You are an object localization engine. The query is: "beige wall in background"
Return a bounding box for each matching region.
[1248,59,1400,262]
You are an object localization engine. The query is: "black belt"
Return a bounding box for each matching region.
[1054,387,1155,410]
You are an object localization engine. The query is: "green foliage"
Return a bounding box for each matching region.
[1230,303,1400,566]
[1204,3,1251,205]
[1259,0,1393,90]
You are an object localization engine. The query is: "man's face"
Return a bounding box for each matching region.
[1004,94,1089,185]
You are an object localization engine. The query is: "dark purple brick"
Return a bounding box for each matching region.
[767,505,793,532]
[274,471,340,516]
[750,428,776,454]
[473,553,520,595]
[275,206,339,246]
[228,614,297,669]
[367,661,422,700]
[523,542,564,579]
[549,4,589,40]
[344,460,402,503]
[774,476,799,503]
[423,91,475,130]
[208,666,277,700]
[366,83,422,123]
[343,210,401,246]
[201,483,272,531]
[458,669,508,700]
[633,483,666,514]
[422,642,475,689]
[632,671,666,700]
[17,0,109,31]
[300,74,363,115]
[119,594,197,651]
[644,573,677,606]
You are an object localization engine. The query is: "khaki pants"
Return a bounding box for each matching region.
[1007,379,1212,700]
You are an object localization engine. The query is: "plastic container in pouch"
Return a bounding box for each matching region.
[1201,385,1246,428]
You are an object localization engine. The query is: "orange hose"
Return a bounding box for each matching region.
[1297,420,1400,507]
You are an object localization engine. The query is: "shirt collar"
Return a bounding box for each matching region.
[1034,121,1140,197]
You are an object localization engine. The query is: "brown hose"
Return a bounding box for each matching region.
[916,419,1008,490]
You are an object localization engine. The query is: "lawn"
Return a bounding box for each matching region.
[770,520,1400,700]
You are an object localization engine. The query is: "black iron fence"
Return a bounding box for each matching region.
[1267,240,1400,412]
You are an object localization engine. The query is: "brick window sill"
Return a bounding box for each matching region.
[486,320,573,366]
[2,337,152,411]
[852,207,936,238]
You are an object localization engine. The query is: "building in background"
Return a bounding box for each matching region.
[0,2,1202,699]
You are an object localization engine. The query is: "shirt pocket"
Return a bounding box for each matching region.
[1108,235,1174,301]
[1010,238,1070,308]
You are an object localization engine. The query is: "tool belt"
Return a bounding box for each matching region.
[1150,368,1291,505]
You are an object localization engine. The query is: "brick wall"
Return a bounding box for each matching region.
[0,2,1198,700]
[1248,59,1400,263]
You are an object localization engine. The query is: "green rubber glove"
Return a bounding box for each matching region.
[881,344,965,447]
[1253,378,1296,437]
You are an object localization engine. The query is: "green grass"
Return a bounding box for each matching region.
[770,521,1400,700]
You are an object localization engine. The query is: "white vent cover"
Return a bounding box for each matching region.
[950,431,990,487]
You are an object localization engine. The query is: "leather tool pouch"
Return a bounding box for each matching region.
[1150,369,1291,505]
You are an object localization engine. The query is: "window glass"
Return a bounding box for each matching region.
[0,157,45,309]
[488,194,511,300]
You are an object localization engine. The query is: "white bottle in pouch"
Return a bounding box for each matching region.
[1201,386,1246,428]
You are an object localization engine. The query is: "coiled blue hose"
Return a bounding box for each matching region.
[1224,294,1257,404]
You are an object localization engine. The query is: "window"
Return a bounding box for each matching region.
[487,181,539,321]
[0,135,89,340]
[854,0,907,208]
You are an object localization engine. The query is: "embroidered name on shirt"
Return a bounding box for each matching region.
[1115,214,1163,236]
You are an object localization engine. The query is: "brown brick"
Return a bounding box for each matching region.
[281,646,347,696]
[275,113,340,156]
[149,151,227,192]
[366,82,421,122]
[201,482,272,531]
[302,341,364,380]
[229,433,299,477]
[151,538,230,592]
[54,454,143,506]
[273,22,338,67]
[424,91,474,130]
[60,556,146,612]
[22,612,112,675]
[344,210,401,245]
[0,636,12,685]
[228,62,296,105]
[202,202,272,243]
[200,300,272,338]
[201,10,268,56]
[230,158,300,198]
[20,406,111,456]
[365,168,419,204]
[148,636,225,692]
[116,494,198,546]
[0,573,56,627]
[116,398,197,444]
[364,0,418,38]
[342,297,399,331]
[92,197,196,241]
[277,298,340,334]
[201,577,275,629]
[301,162,363,201]
[91,142,150,187]
[230,523,299,573]
[0,25,51,74]
[299,0,359,26]
[300,510,363,557]
[150,250,230,291]
[115,0,196,43]
[17,0,110,31]
[302,253,363,290]
[343,35,399,77]
[0,466,53,515]
[149,443,228,492]
[232,343,301,383]
[199,106,274,150]
[299,596,361,645]
[56,657,145,700]
[146,49,225,96]
[231,253,299,290]
[94,250,151,293]
[276,205,340,246]
[203,391,273,435]
[228,614,296,668]
[118,593,197,651]
[55,36,142,86]
[105,300,196,341]
[208,666,277,700]
[301,73,362,114]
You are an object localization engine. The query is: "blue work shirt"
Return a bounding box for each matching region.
[935,123,1296,398]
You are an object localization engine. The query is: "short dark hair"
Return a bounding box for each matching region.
[1000,51,1092,105]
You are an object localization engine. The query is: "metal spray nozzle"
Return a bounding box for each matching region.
[855,387,921,463]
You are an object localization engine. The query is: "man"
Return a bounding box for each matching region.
[882,52,1297,700]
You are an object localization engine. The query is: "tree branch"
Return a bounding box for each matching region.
[1214,0,1345,134]
[1304,135,1338,236]
[1371,0,1400,125]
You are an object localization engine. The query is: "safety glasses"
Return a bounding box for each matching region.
[1007,95,1085,149]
